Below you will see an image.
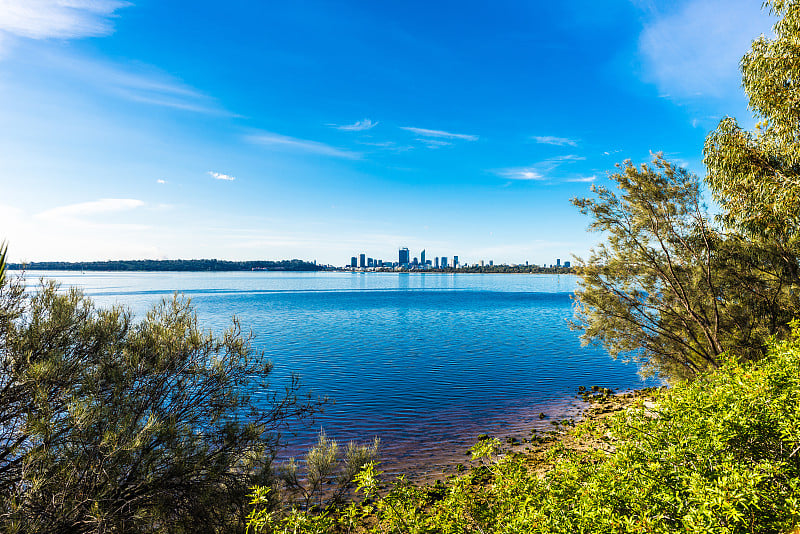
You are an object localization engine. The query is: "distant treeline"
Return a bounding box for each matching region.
[8,259,325,272]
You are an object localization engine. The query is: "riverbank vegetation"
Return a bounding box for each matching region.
[248,331,800,532]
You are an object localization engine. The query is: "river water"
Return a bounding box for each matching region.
[20,271,657,474]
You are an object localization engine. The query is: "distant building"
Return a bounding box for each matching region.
[399,247,410,265]
[564,261,571,268]
[368,258,374,267]
[557,258,561,267]
[489,260,493,266]
[350,256,357,268]
[435,257,439,269]
[359,253,366,268]
[412,257,418,266]
[453,255,459,268]
[420,249,426,265]
[442,257,448,268]
[480,260,484,267]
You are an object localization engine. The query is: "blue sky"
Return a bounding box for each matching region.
[0,0,775,265]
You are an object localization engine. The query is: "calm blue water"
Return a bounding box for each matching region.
[20,271,657,471]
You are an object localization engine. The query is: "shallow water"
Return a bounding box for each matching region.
[20,271,657,471]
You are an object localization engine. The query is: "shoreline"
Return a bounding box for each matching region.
[383,387,662,486]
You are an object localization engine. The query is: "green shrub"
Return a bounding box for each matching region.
[0,275,316,533]
[258,329,800,533]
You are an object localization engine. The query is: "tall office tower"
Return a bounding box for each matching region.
[564,261,571,268]
[489,260,493,266]
[399,247,410,264]
[480,260,485,267]
[368,258,374,267]
[435,257,439,269]
[557,258,561,267]
[442,256,448,268]
[420,249,426,265]
[453,255,459,268]
[350,257,357,268]
[359,253,366,268]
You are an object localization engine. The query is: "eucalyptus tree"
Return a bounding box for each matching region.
[573,1,800,380]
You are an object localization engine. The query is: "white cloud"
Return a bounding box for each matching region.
[416,138,453,149]
[157,179,167,184]
[331,119,378,131]
[565,176,597,183]
[37,198,144,220]
[531,136,578,147]
[0,0,129,41]
[246,131,361,159]
[208,171,235,181]
[637,0,775,99]
[400,126,479,141]
[497,168,545,181]
[46,54,222,113]
[495,154,586,182]
[549,154,585,162]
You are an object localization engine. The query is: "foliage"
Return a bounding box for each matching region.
[0,275,315,533]
[571,155,796,380]
[572,0,800,381]
[246,432,378,533]
[256,331,800,533]
[704,0,800,239]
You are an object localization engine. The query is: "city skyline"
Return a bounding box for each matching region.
[0,1,776,265]
[346,246,568,270]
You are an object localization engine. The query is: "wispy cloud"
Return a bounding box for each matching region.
[37,198,145,220]
[46,54,224,113]
[637,0,775,99]
[209,171,236,181]
[246,131,361,159]
[0,0,130,41]
[549,154,585,162]
[416,138,453,149]
[531,135,578,147]
[400,126,479,142]
[495,154,586,182]
[565,176,597,183]
[496,168,545,181]
[330,118,378,131]
[157,179,167,184]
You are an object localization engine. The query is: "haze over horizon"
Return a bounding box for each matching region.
[0,0,775,266]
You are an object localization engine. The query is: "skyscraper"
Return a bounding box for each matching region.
[420,249,426,265]
[557,258,561,267]
[435,257,439,269]
[399,247,410,265]
[359,253,366,268]
[442,256,448,268]
[350,256,357,268]
[453,255,459,268]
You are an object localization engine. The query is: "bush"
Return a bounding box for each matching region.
[0,274,315,533]
[265,329,800,533]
